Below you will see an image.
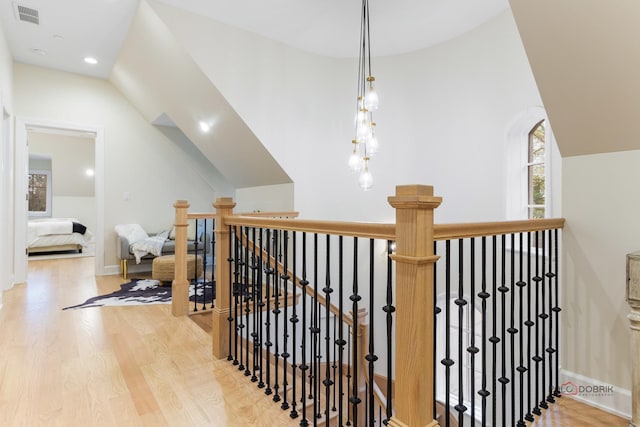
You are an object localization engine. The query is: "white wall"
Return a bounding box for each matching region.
[235,183,295,214]
[152,5,542,225]
[0,17,13,301]
[13,63,233,272]
[563,151,639,404]
[28,132,95,197]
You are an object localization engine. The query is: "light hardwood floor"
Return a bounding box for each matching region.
[0,257,297,427]
[0,257,631,426]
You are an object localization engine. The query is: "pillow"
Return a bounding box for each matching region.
[114,224,148,244]
[169,219,196,241]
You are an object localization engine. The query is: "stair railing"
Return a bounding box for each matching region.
[172,185,565,427]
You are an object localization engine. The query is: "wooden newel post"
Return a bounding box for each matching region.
[388,185,442,427]
[626,251,640,427]
[172,200,190,316]
[212,197,236,359]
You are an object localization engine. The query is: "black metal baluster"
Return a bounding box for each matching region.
[193,219,200,312]
[347,325,352,427]
[237,227,247,373]
[273,230,282,402]
[525,232,534,423]
[490,236,499,426]
[332,313,338,414]
[498,234,510,427]
[443,240,452,427]
[311,234,319,422]
[455,239,467,427]
[227,225,235,361]
[384,240,394,424]
[479,236,489,427]
[324,235,333,426]
[265,229,273,396]
[282,230,291,411]
[553,229,561,399]
[539,231,548,411]
[516,233,527,427]
[258,229,265,389]
[367,239,377,427]
[532,231,541,417]
[546,229,556,405]
[300,232,309,427]
[338,236,346,425]
[508,233,518,427]
[233,226,240,367]
[350,236,361,427]
[243,227,250,376]
[211,218,216,309]
[201,219,207,311]
[434,240,439,422]
[468,238,477,425]
[290,231,300,419]
[251,228,259,383]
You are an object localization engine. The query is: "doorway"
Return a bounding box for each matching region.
[14,118,105,283]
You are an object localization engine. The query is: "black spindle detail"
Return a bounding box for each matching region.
[264,229,273,395]
[367,238,377,427]
[516,233,527,427]
[384,240,395,424]
[324,235,333,426]
[455,239,467,427]
[290,231,299,419]
[273,230,281,402]
[553,229,561,399]
[337,236,346,425]
[478,236,489,427]
[498,234,510,427]
[468,238,477,424]
[532,231,542,417]
[525,232,534,423]
[299,232,309,426]
[539,231,548,410]
[227,225,234,361]
[442,240,453,427]
[281,230,290,410]
[508,233,518,427]
[349,237,361,427]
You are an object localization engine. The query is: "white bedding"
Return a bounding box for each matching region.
[27,218,91,249]
[28,231,91,249]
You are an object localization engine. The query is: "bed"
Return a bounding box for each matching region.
[27,218,92,254]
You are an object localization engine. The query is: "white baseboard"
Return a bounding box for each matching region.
[559,369,631,420]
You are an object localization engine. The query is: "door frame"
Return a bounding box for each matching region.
[14,117,105,282]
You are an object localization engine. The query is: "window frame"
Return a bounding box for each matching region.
[28,169,52,218]
[506,107,558,221]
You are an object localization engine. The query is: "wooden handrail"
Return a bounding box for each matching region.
[236,211,300,218]
[226,215,396,240]
[187,212,216,220]
[434,218,565,240]
[225,216,565,242]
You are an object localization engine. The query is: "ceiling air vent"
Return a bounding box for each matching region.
[13,3,39,25]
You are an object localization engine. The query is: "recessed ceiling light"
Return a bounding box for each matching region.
[29,48,46,56]
[84,57,98,65]
[199,121,211,133]
[85,168,94,177]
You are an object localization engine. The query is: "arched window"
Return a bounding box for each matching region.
[506,108,559,220]
[527,120,545,219]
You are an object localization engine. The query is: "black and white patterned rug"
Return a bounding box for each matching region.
[63,278,215,310]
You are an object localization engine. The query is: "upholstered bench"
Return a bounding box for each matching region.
[152,254,203,283]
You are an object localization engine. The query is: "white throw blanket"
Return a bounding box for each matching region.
[28,218,75,245]
[131,230,169,264]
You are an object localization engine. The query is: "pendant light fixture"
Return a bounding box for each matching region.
[348,0,378,191]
